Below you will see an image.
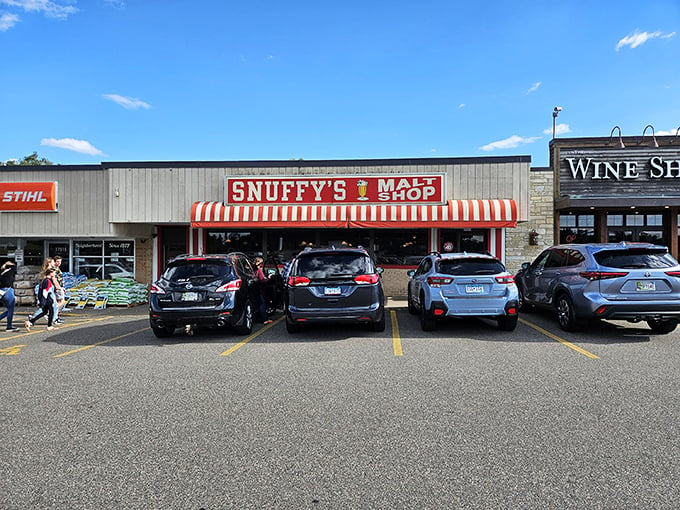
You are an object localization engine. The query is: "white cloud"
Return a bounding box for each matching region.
[480,135,541,152]
[656,129,680,136]
[458,103,466,109]
[543,123,572,136]
[616,29,676,51]
[526,82,541,94]
[0,12,18,30]
[103,94,152,110]
[41,138,105,156]
[0,0,78,19]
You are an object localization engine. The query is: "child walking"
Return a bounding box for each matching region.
[25,268,58,331]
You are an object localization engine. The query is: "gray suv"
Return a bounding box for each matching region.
[284,247,385,333]
[516,243,680,333]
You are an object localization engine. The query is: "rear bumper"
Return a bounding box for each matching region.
[287,302,384,323]
[436,298,518,318]
[590,302,680,322]
[149,307,239,329]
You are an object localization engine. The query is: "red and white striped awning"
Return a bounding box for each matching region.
[191,199,517,229]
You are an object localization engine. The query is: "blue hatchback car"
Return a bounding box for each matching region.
[407,252,519,331]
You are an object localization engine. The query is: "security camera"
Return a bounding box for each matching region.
[554,106,562,112]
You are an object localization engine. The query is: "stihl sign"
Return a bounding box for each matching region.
[0,182,58,212]
[225,174,446,205]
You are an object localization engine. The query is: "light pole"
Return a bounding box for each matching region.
[552,106,562,139]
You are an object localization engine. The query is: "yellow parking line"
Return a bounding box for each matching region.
[220,316,284,357]
[53,327,147,358]
[519,317,599,359]
[391,310,403,356]
[1,316,112,342]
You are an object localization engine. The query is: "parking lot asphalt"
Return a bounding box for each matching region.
[2,300,680,508]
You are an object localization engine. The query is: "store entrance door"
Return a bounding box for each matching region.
[47,242,70,272]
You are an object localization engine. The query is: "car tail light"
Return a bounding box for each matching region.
[150,283,166,294]
[579,271,629,281]
[665,271,680,277]
[216,279,241,292]
[434,309,445,316]
[288,276,311,287]
[495,275,515,284]
[595,306,608,315]
[354,274,379,284]
[506,307,517,315]
[426,276,453,287]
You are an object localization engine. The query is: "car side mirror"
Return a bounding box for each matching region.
[407,269,415,277]
[376,267,384,275]
[521,262,530,271]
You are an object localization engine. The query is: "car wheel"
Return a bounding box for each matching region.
[371,310,386,332]
[151,325,174,338]
[285,314,301,334]
[497,315,518,331]
[407,288,418,315]
[234,300,253,335]
[420,296,436,332]
[517,285,532,312]
[556,294,579,332]
[647,318,678,334]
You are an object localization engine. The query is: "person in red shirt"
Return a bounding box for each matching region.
[25,268,58,331]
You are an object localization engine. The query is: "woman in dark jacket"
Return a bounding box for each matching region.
[0,261,19,332]
[25,268,58,331]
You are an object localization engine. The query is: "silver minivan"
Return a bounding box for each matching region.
[516,243,680,333]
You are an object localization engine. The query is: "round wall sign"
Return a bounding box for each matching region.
[443,242,454,252]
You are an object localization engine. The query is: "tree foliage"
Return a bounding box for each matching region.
[2,152,53,166]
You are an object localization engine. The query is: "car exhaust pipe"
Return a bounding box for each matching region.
[216,318,227,328]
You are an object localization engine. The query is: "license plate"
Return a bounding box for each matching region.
[465,285,484,294]
[181,291,199,301]
[324,287,341,296]
[636,281,656,292]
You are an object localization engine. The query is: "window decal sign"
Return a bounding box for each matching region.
[225,174,446,205]
[0,182,58,212]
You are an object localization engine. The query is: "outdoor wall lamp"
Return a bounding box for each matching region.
[637,124,659,148]
[529,229,539,246]
[607,126,625,149]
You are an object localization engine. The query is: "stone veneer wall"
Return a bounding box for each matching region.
[504,167,554,275]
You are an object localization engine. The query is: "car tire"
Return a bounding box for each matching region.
[407,288,418,315]
[517,285,532,312]
[371,310,386,332]
[647,318,678,334]
[285,314,301,334]
[234,300,253,335]
[420,297,436,332]
[556,294,579,332]
[151,325,174,338]
[497,315,518,331]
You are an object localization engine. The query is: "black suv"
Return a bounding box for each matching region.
[284,247,386,333]
[149,253,259,338]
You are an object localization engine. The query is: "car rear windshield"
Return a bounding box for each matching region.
[164,261,233,281]
[296,253,371,279]
[593,249,677,269]
[437,258,506,275]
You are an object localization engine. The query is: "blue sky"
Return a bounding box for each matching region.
[1,1,679,168]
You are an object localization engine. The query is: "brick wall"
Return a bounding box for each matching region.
[505,168,554,274]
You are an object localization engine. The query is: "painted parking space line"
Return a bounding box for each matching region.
[53,327,148,358]
[0,316,113,343]
[391,310,403,356]
[519,317,599,359]
[220,316,284,357]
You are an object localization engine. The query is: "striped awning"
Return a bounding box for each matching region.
[191,199,517,229]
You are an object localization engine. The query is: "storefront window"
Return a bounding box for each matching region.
[319,229,371,252]
[24,240,45,267]
[266,230,317,262]
[560,214,595,243]
[439,229,487,254]
[0,238,18,264]
[374,230,428,266]
[73,240,135,279]
[206,230,261,257]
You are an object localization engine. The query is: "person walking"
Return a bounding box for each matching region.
[52,255,66,324]
[253,257,272,324]
[25,267,58,331]
[0,260,19,332]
